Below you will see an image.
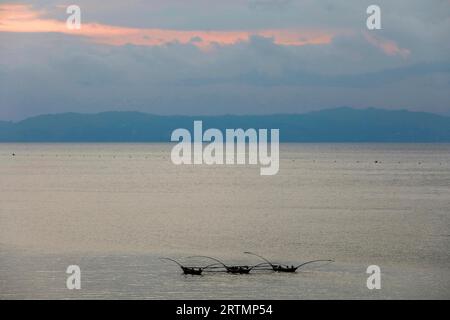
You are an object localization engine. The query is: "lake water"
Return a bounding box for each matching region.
[0,143,449,299]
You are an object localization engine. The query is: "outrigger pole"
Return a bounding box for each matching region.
[244,252,276,268]
[294,259,334,270]
[160,257,204,275]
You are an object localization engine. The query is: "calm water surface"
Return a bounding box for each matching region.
[0,143,449,299]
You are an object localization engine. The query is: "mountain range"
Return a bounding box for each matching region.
[0,107,449,142]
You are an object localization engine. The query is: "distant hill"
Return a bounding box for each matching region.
[0,107,449,142]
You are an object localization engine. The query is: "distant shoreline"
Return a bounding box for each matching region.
[1,107,450,142]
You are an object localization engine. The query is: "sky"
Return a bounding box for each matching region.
[0,0,449,120]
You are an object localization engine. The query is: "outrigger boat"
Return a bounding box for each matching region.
[189,256,259,274]
[162,253,334,275]
[244,252,334,273]
[160,257,208,275]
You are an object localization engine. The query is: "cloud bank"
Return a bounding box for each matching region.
[0,0,449,120]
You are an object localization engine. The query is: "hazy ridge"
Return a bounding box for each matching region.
[1,107,449,142]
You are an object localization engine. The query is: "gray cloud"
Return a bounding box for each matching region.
[0,1,449,120]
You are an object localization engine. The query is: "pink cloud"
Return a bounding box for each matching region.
[363,32,410,58]
[0,3,338,49]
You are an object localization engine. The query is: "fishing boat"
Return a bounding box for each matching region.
[190,256,257,274]
[162,253,334,276]
[160,257,206,275]
[244,252,333,273]
[181,267,203,275]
